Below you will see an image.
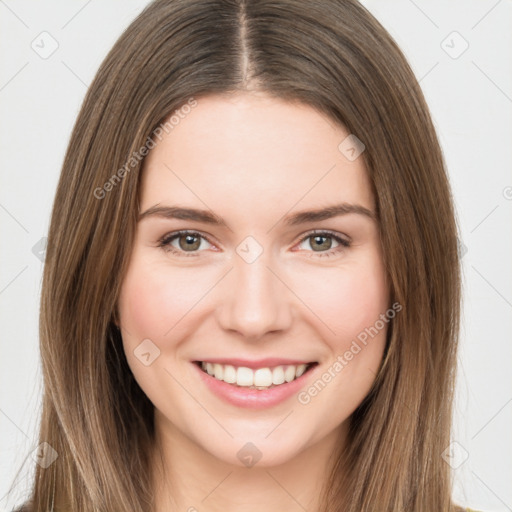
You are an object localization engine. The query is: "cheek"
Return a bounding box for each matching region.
[116,256,217,398]
[293,254,389,347]
[293,256,389,417]
[336,268,388,339]
[117,256,212,346]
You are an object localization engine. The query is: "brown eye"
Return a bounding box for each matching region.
[309,235,333,252]
[178,233,201,251]
[159,231,213,256]
[295,231,351,256]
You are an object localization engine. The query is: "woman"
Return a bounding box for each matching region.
[12,0,478,510]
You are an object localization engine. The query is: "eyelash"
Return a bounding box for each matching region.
[157,229,351,258]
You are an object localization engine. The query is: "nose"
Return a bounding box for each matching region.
[215,251,293,341]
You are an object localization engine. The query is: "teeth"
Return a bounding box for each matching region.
[213,363,223,380]
[200,361,311,389]
[296,364,307,377]
[237,366,254,386]
[254,368,272,387]
[223,364,237,383]
[284,365,296,382]
[272,366,285,385]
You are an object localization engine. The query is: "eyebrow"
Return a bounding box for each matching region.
[138,205,228,226]
[283,203,376,225]
[138,202,376,226]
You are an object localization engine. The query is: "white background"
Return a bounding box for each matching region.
[1,1,511,510]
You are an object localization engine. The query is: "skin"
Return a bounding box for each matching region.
[117,91,390,512]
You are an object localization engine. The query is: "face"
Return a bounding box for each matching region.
[117,92,390,468]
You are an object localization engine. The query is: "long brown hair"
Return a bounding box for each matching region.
[20,0,462,510]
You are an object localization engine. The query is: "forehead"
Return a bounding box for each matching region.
[139,93,374,221]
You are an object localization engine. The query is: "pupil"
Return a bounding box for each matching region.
[179,234,200,251]
[312,235,331,251]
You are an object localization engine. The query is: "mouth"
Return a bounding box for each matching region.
[193,360,319,390]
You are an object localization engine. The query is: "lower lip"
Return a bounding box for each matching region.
[192,362,319,409]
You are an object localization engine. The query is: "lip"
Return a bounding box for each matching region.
[192,357,315,370]
[192,361,319,409]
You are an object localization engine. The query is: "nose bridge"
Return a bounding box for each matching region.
[216,244,292,339]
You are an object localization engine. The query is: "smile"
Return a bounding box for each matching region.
[196,361,317,389]
[191,359,320,409]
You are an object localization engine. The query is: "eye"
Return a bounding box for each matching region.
[158,230,214,257]
[157,229,351,258]
[295,230,351,257]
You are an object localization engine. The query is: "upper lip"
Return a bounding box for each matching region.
[194,358,317,370]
